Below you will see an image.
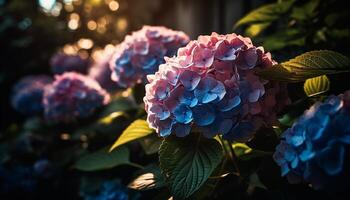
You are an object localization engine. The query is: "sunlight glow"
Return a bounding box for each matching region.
[77,38,94,49]
[68,19,79,30]
[87,20,97,30]
[108,1,119,11]
[63,44,78,55]
[116,18,128,32]
[38,0,56,11]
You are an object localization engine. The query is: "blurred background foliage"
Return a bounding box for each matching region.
[234,0,350,59]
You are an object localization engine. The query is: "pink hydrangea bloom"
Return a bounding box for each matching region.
[110,26,190,88]
[43,72,110,123]
[89,53,120,92]
[144,33,290,140]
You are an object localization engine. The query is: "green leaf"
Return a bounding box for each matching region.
[110,119,154,152]
[290,0,320,21]
[139,135,163,155]
[248,173,267,190]
[245,23,270,37]
[128,165,166,191]
[304,75,330,97]
[100,96,137,117]
[98,111,127,125]
[75,146,130,171]
[256,50,350,82]
[234,0,294,28]
[233,143,272,161]
[260,29,305,51]
[159,135,223,199]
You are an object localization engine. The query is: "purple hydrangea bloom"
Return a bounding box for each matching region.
[110,26,190,88]
[144,33,289,140]
[43,72,110,123]
[273,91,350,190]
[89,53,120,92]
[50,53,90,74]
[11,75,52,115]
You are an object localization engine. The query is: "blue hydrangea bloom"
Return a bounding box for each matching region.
[273,91,350,190]
[110,26,189,88]
[80,180,130,200]
[11,75,52,116]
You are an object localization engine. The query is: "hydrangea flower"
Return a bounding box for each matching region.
[273,91,350,190]
[110,26,190,88]
[89,53,120,92]
[33,159,53,179]
[50,53,90,74]
[11,75,52,115]
[80,180,129,200]
[144,33,289,140]
[43,72,110,123]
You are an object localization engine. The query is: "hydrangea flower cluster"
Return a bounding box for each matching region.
[89,53,120,92]
[110,26,190,88]
[11,75,52,115]
[50,53,90,75]
[144,32,289,140]
[273,91,350,190]
[43,72,110,123]
[80,180,129,200]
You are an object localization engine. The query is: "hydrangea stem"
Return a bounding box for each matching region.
[219,136,240,176]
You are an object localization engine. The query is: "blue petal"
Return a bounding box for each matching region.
[173,104,193,124]
[194,77,218,103]
[291,157,299,169]
[179,70,201,91]
[201,92,218,104]
[333,113,350,143]
[179,90,198,107]
[158,119,174,137]
[150,105,170,120]
[211,81,226,101]
[306,120,327,141]
[119,63,135,77]
[192,104,215,126]
[173,123,191,137]
[200,116,233,138]
[116,52,131,65]
[299,149,315,162]
[281,163,290,176]
[218,95,241,111]
[248,89,261,103]
[290,134,305,147]
[159,128,171,137]
[141,57,157,70]
[318,142,344,176]
[320,95,342,114]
